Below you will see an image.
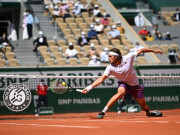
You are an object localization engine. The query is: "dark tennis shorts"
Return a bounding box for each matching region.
[118,82,144,99]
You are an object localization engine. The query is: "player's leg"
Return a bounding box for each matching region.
[131,84,151,115]
[136,98,151,115]
[97,87,126,119]
[106,87,126,108]
[133,84,162,117]
[136,98,162,117]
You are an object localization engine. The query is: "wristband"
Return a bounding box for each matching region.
[86,85,93,92]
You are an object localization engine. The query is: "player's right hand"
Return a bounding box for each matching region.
[81,89,88,94]
[154,49,163,55]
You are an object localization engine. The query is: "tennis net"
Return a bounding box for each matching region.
[0,75,180,119]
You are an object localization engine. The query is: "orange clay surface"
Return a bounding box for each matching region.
[0,114,180,135]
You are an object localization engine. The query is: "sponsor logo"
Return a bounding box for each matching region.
[126,105,141,113]
[128,106,138,112]
[38,107,54,115]
[3,83,31,112]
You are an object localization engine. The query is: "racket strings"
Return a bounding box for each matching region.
[51,80,68,94]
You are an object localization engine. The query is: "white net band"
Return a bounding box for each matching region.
[0,75,180,79]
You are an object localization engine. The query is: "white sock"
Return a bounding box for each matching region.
[102,106,108,113]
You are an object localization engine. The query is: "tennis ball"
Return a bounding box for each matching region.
[62,82,66,86]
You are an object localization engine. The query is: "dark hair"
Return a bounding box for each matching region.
[26,9,31,13]
[176,8,179,11]
[109,48,122,60]
[153,24,158,28]
[69,45,74,50]
[135,42,140,45]
[41,79,45,82]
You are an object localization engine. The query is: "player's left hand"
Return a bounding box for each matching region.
[81,89,88,94]
[154,49,163,55]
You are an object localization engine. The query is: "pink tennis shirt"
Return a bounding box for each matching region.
[104,52,138,86]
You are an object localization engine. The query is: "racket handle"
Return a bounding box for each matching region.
[76,89,83,92]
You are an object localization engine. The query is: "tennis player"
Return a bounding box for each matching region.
[82,48,163,119]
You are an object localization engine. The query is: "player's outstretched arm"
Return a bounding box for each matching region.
[136,48,163,55]
[82,75,108,94]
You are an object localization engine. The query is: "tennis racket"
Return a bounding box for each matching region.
[50,79,83,94]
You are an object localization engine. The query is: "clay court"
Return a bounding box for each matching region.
[0,112,180,135]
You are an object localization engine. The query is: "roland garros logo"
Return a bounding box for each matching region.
[3,83,31,112]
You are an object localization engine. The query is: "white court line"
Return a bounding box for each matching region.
[176,122,180,123]
[7,123,24,125]
[153,121,169,123]
[0,123,99,129]
[75,119,148,123]
[120,120,148,123]
[37,119,67,121]
[75,119,172,124]
[38,119,54,120]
